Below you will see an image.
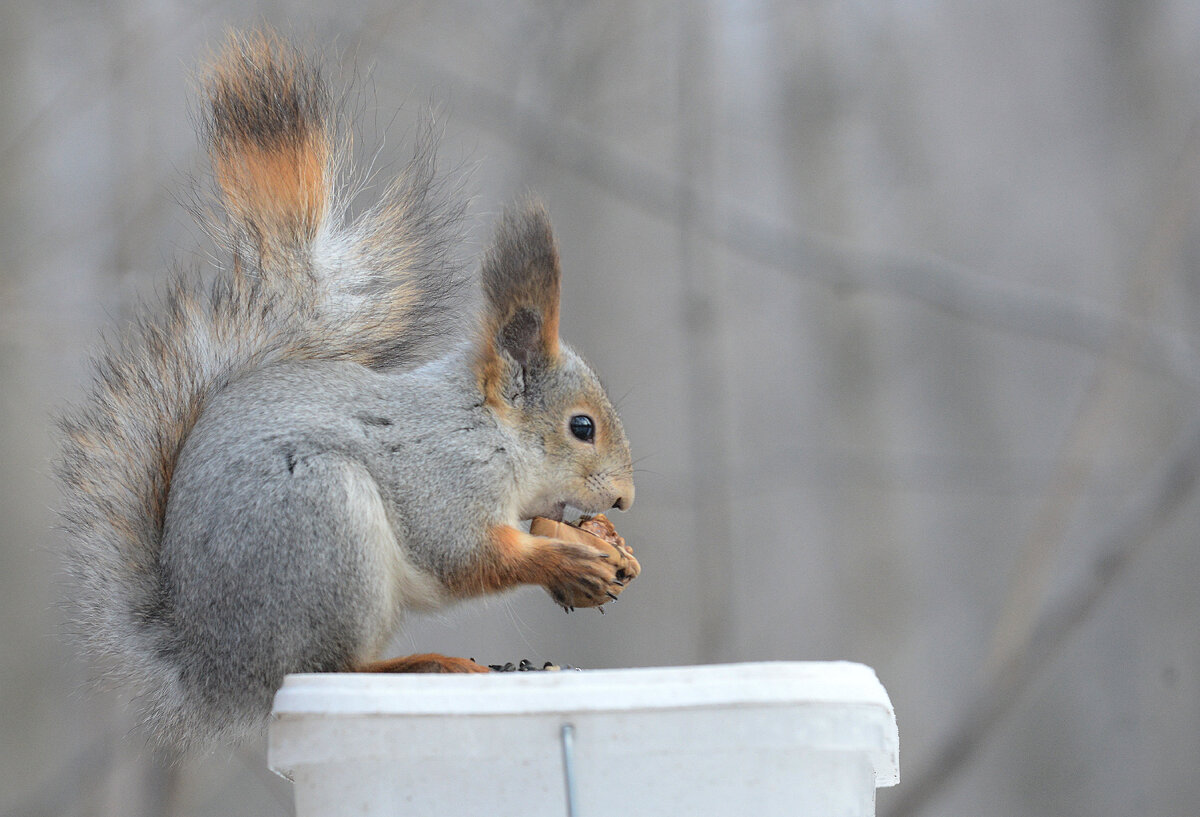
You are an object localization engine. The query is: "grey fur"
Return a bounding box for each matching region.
[56,34,633,751]
[142,333,632,747]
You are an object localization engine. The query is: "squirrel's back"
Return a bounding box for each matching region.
[56,30,469,749]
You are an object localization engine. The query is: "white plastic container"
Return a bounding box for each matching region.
[269,661,899,816]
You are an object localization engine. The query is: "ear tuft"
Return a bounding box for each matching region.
[473,201,563,407]
[481,201,561,357]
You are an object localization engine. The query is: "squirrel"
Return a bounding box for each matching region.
[55,30,637,751]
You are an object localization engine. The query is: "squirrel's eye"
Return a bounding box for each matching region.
[569,414,596,443]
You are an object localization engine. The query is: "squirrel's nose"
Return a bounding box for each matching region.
[611,482,634,511]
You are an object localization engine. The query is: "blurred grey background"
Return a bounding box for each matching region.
[4,2,1200,816]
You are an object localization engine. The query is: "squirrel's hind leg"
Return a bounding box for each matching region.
[356,654,490,673]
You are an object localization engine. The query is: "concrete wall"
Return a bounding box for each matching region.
[3,2,1199,815]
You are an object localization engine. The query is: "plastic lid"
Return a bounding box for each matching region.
[272,661,899,786]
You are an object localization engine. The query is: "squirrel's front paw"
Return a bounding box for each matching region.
[528,516,639,611]
[576,514,640,582]
[542,537,636,611]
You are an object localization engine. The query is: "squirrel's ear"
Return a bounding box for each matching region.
[479,202,561,366]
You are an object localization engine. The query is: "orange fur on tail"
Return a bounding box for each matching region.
[205,30,331,263]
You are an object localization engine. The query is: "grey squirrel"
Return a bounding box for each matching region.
[56,30,637,751]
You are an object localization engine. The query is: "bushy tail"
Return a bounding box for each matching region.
[56,30,468,749]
